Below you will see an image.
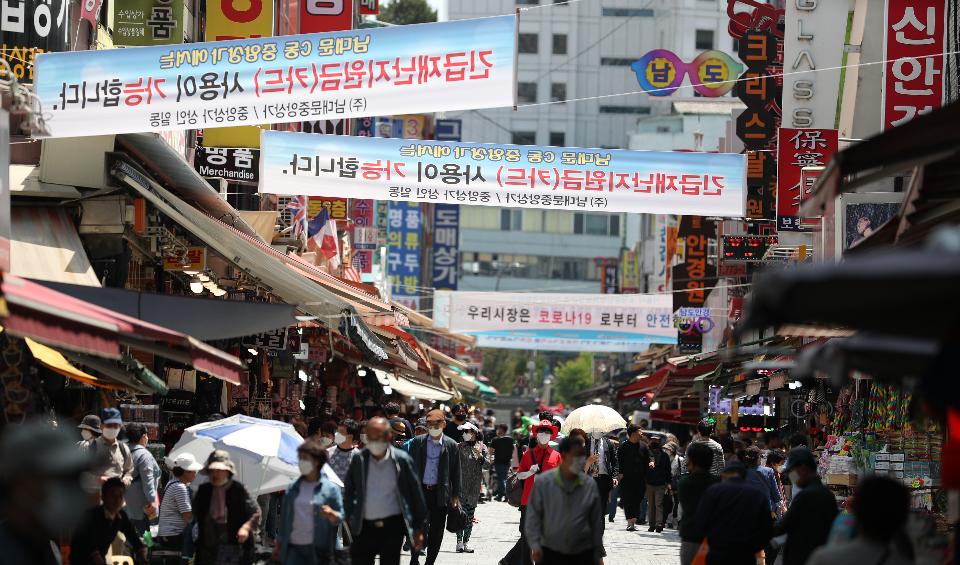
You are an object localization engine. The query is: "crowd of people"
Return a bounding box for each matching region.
[0,405,921,565]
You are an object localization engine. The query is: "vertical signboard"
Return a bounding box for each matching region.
[432,204,459,291]
[352,198,376,274]
[882,0,945,129]
[0,0,68,83]
[601,262,620,294]
[0,108,9,272]
[113,0,184,46]
[783,0,848,128]
[776,128,838,231]
[620,249,640,294]
[654,215,669,293]
[358,0,379,16]
[300,0,353,34]
[672,216,717,354]
[387,201,421,310]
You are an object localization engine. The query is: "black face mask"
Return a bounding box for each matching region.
[455,414,466,422]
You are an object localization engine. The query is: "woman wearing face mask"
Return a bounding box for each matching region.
[193,450,261,565]
[455,422,488,553]
[274,440,343,565]
[77,415,101,445]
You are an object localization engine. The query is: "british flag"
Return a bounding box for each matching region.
[287,196,308,240]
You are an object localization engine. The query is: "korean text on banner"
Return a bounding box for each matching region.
[0,0,68,83]
[261,131,748,216]
[33,16,518,138]
[432,204,459,291]
[776,128,837,231]
[387,201,421,310]
[882,0,945,129]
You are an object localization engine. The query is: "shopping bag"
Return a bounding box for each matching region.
[691,540,709,565]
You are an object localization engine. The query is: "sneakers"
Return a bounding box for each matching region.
[456,542,464,553]
[462,543,475,553]
[626,525,636,532]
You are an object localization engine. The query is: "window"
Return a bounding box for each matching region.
[601,57,634,66]
[599,106,651,114]
[552,34,567,55]
[696,29,715,50]
[551,83,566,103]
[511,131,536,145]
[518,33,539,54]
[601,8,653,17]
[549,131,565,146]
[517,82,538,104]
[517,0,538,4]
[656,125,671,133]
[574,213,620,236]
[500,209,523,231]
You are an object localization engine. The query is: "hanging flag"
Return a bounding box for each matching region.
[287,195,308,240]
[309,208,341,269]
[342,265,362,283]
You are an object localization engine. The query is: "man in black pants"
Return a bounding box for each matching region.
[587,430,618,523]
[616,424,651,531]
[407,408,463,565]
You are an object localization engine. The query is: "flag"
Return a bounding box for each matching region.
[342,265,362,283]
[287,196,307,240]
[309,208,341,269]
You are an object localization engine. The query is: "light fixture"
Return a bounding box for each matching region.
[298,369,308,382]
[295,315,319,322]
[197,273,210,282]
[212,288,227,297]
[788,380,803,390]
[383,385,393,395]
[247,348,259,356]
[189,279,203,294]
[183,269,199,276]
[650,402,660,411]
[357,368,367,377]
[202,281,218,291]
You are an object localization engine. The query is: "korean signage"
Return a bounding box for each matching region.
[301,0,353,34]
[356,116,376,137]
[163,246,207,271]
[631,50,742,97]
[653,215,669,293]
[673,216,717,354]
[432,204,459,291]
[114,0,184,47]
[194,139,260,185]
[261,131,748,216]
[386,201,421,310]
[34,15,518,138]
[359,0,379,16]
[435,119,463,142]
[308,197,348,220]
[620,249,640,294]
[882,0,945,129]
[0,0,68,83]
[351,198,375,273]
[440,291,676,352]
[721,234,777,262]
[782,0,847,128]
[242,327,289,350]
[601,261,619,294]
[776,128,838,231]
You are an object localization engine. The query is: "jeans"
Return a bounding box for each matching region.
[495,463,510,498]
[646,484,667,527]
[284,544,331,565]
[353,515,405,565]
[456,502,477,544]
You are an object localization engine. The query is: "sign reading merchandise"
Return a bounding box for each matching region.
[261,131,748,216]
[882,0,945,129]
[776,127,838,231]
[114,0,185,46]
[194,140,260,185]
[0,0,68,83]
[34,16,518,138]
[432,204,459,291]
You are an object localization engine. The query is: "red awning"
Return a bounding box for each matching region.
[657,361,720,401]
[618,368,669,400]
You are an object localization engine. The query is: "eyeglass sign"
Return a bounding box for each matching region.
[632,50,743,97]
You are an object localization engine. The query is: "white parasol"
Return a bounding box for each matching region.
[559,405,626,435]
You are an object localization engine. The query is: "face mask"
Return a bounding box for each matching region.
[319,437,333,448]
[366,440,388,457]
[455,414,465,422]
[334,432,347,445]
[463,432,475,442]
[571,456,586,472]
[788,470,800,485]
[35,479,89,534]
[360,434,368,444]
[80,430,95,441]
[102,427,120,440]
[428,427,443,438]
[298,459,315,476]
[537,433,551,445]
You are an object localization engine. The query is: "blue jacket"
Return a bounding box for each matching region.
[343,446,427,543]
[277,475,343,563]
[747,464,782,513]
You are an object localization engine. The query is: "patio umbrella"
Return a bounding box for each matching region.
[560,405,626,435]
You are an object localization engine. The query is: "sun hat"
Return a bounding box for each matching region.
[205,449,237,474]
[172,452,204,472]
[78,415,102,434]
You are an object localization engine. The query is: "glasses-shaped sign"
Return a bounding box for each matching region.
[631,50,743,97]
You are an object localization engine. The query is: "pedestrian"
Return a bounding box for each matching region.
[765,450,788,518]
[343,417,427,565]
[274,440,343,565]
[404,418,428,451]
[445,403,468,442]
[318,420,337,450]
[385,402,414,440]
[84,407,133,485]
[455,422,487,553]
[502,419,563,565]
[684,418,725,477]
[662,441,682,529]
[327,418,360,488]
[70,478,148,565]
[124,422,161,536]
[406,408,463,565]
[690,460,773,564]
[525,436,605,565]
[490,423,515,501]
[77,414,101,444]
[807,476,914,565]
[585,429,619,523]
[616,424,651,531]
[772,447,838,565]
[677,443,719,565]
[157,452,203,558]
[192,450,261,565]
[644,436,672,533]
[743,445,782,516]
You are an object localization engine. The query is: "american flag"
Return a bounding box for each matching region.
[287,196,308,239]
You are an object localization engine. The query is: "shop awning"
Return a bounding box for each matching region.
[445,368,479,394]
[22,336,121,390]
[658,362,720,401]
[474,379,498,398]
[10,165,81,199]
[375,369,453,402]
[238,211,279,244]
[11,208,100,286]
[618,368,669,400]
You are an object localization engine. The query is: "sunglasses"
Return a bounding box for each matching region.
[632,50,743,97]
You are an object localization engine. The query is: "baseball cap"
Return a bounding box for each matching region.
[101,407,123,426]
[172,453,203,472]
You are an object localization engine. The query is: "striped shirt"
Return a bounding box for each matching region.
[158,479,192,537]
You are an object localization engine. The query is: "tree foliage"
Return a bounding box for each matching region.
[379,0,437,25]
[553,352,594,405]
[481,349,535,395]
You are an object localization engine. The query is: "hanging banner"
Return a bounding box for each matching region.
[0,0,68,83]
[672,216,718,354]
[261,131,748,216]
[34,15,517,138]
[432,204,459,291]
[114,0,185,46]
[882,0,945,130]
[386,201,421,310]
[351,198,375,273]
[439,291,676,352]
[776,128,838,231]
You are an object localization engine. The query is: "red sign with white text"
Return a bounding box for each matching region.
[882,0,944,129]
[300,0,354,34]
[359,0,379,16]
[776,128,838,231]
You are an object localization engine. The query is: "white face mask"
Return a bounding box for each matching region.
[429,428,443,438]
[463,432,475,442]
[102,427,120,440]
[335,432,347,445]
[319,437,333,448]
[80,430,95,441]
[366,440,388,457]
[298,459,315,476]
[537,433,551,445]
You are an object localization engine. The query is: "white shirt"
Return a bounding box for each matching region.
[290,479,318,545]
[591,437,607,476]
[363,449,402,520]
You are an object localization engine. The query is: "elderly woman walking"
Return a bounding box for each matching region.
[192,450,261,565]
[456,422,488,553]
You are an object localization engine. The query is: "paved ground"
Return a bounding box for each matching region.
[402,497,682,565]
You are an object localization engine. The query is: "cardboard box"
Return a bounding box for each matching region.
[827,473,859,486]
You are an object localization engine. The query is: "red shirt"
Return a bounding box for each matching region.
[518,444,561,506]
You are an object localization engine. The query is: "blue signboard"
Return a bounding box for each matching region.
[432,204,459,290]
[386,201,421,309]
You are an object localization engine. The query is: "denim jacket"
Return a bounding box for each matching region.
[277,475,344,563]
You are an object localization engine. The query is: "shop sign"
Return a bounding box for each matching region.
[300,0,353,34]
[782,0,848,128]
[242,327,289,350]
[727,0,784,40]
[674,307,715,339]
[355,116,376,137]
[113,0,184,47]
[260,131,748,216]
[358,0,378,16]
[194,142,259,185]
[435,119,462,142]
[620,249,640,294]
[386,201,421,310]
[652,215,670,293]
[163,246,207,271]
[601,261,619,294]
[205,0,273,41]
[672,215,718,354]
[34,15,518,138]
[0,0,68,83]
[308,197,348,220]
[882,0,945,129]
[432,204,459,291]
[776,127,838,231]
[352,198,375,275]
[631,50,742,97]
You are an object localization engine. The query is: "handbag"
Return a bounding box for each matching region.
[506,449,547,508]
[445,504,468,533]
[328,522,352,565]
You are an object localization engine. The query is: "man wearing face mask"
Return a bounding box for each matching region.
[772,447,837,565]
[318,421,338,450]
[344,417,427,565]
[616,425,650,532]
[444,403,468,443]
[327,418,360,491]
[84,408,134,487]
[407,408,463,565]
[455,422,488,553]
[585,430,618,525]
[644,437,672,533]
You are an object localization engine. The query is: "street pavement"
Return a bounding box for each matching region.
[405,497,682,565]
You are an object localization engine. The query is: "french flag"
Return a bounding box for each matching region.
[307,208,341,269]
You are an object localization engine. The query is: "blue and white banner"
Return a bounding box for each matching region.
[33,15,516,138]
[261,131,748,216]
[432,204,459,291]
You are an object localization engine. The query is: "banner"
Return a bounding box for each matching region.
[34,15,517,138]
[673,216,717,354]
[261,131,748,216]
[432,204,459,291]
[386,201,421,310]
[308,197,348,220]
[0,0,68,83]
[351,198,375,273]
[439,291,676,352]
[776,128,838,231]
[114,0,185,46]
[882,0,945,129]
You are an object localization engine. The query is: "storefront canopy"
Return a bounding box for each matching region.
[375,369,453,402]
[11,208,99,286]
[618,369,668,400]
